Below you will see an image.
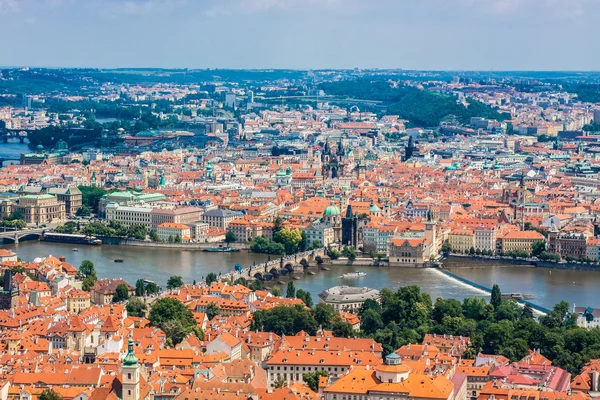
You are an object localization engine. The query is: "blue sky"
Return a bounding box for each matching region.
[1,0,599,70]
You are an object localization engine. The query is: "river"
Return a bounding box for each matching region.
[3,241,600,309]
[0,139,29,166]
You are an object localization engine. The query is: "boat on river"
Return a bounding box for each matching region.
[114,259,124,263]
[342,271,367,278]
[203,247,240,253]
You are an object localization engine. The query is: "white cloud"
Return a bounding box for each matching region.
[0,0,19,14]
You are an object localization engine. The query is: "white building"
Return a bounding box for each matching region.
[318,286,380,312]
[105,203,152,229]
[574,306,600,329]
[206,332,242,360]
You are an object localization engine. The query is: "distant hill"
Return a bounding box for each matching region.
[319,80,508,128]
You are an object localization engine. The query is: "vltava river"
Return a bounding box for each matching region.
[4,241,600,309]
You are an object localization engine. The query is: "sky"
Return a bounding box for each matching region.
[1,0,599,70]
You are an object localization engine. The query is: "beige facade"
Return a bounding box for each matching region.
[448,229,475,254]
[150,207,203,230]
[388,237,426,266]
[156,223,191,241]
[66,289,91,313]
[0,194,66,225]
[303,222,335,247]
[474,227,497,253]
[501,231,545,254]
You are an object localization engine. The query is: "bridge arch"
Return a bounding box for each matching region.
[283,263,294,273]
[253,272,264,280]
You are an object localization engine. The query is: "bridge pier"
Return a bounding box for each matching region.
[19,137,25,144]
[14,233,18,244]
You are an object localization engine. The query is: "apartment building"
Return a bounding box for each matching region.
[501,231,545,254]
[105,203,152,229]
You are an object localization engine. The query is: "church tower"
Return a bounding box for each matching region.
[121,339,140,400]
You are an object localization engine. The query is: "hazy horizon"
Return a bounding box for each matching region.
[1,0,599,71]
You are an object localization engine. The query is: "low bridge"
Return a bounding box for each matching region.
[0,229,45,244]
[224,248,327,282]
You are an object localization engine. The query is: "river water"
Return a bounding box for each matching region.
[3,241,600,309]
[0,139,29,166]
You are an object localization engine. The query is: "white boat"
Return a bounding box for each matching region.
[72,248,78,252]
[342,271,367,278]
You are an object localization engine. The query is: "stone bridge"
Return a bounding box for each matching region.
[224,248,327,282]
[0,229,44,243]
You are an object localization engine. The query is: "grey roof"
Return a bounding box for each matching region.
[203,208,243,218]
[318,285,380,304]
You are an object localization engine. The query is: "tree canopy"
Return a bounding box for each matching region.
[149,297,202,346]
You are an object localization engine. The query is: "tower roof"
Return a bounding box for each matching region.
[324,201,341,216]
[123,339,138,367]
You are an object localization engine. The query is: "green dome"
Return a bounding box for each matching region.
[123,339,138,367]
[323,201,341,216]
[276,170,286,177]
[369,202,381,213]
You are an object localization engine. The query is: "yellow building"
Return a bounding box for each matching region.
[66,288,91,313]
[501,230,545,254]
[448,228,475,254]
[0,194,66,225]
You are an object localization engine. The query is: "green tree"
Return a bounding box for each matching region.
[39,389,63,400]
[273,227,303,255]
[491,284,502,309]
[332,319,354,338]
[206,302,220,320]
[271,287,282,297]
[532,240,546,257]
[313,303,336,329]
[79,260,96,278]
[273,376,287,389]
[522,304,535,319]
[495,300,522,322]
[250,279,264,291]
[149,297,200,345]
[78,186,107,213]
[167,275,184,290]
[82,275,97,292]
[310,240,323,250]
[441,242,452,255]
[112,283,130,303]
[225,231,237,244]
[303,370,329,391]
[135,279,146,296]
[360,308,384,335]
[233,277,247,286]
[296,289,313,307]
[174,234,182,243]
[149,230,160,242]
[432,298,462,323]
[286,281,296,298]
[251,305,318,335]
[205,272,217,286]
[146,281,159,294]
[342,246,357,261]
[76,205,91,217]
[126,297,147,317]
